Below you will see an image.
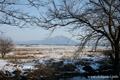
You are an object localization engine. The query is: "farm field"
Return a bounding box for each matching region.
[0,45,113,80]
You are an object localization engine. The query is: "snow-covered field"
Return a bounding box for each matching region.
[0,45,112,79]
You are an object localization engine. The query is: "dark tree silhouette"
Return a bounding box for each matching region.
[0,0,48,28]
[0,0,120,79]
[38,0,120,79]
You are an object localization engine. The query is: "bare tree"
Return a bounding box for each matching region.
[0,0,119,79]
[38,0,120,79]
[0,0,48,28]
[0,36,14,58]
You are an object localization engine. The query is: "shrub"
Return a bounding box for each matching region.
[0,35,14,58]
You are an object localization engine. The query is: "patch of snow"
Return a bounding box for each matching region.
[20,63,37,69]
[0,60,8,69]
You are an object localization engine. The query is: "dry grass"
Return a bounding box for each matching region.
[32,65,56,80]
[63,50,74,53]
[0,55,35,59]
[60,55,72,60]
[14,51,43,55]
[14,48,52,52]
[0,54,36,64]
[0,64,56,80]
[47,58,55,62]
[86,49,105,52]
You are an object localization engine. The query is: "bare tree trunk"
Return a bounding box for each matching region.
[113,47,120,80]
[1,55,3,58]
[1,53,5,58]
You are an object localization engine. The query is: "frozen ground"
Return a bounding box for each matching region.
[0,45,112,79]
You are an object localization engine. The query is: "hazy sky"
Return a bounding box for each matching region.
[0,0,73,41]
[0,25,72,41]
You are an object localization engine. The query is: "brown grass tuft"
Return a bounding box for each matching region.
[14,51,43,55]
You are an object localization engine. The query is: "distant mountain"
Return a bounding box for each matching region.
[40,35,78,45]
[13,35,78,45]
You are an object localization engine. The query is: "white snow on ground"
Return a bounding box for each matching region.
[0,45,111,74]
[0,60,7,69]
[0,60,36,73]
